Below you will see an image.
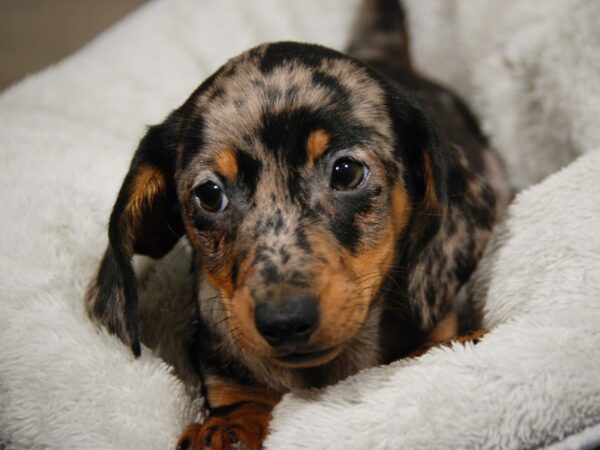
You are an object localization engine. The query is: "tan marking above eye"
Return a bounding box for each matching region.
[307,129,331,162]
[214,148,238,181]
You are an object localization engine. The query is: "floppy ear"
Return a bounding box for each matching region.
[85,118,184,356]
[391,95,496,331]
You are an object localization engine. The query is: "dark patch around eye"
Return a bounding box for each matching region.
[193,214,214,232]
[260,108,316,168]
[192,203,239,246]
[235,150,263,198]
[193,217,237,243]
[329,187,378,251]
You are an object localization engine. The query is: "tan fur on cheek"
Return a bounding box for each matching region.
[305,215,398,349]
[391,183,412,234]
[307,232,378,348]
[190,230,236,297]
[348,224,396,301]
[227,284,272,355]
[203,264,235,299]
[316,262,365,346]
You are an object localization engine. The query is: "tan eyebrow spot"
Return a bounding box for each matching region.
[214,148,238,181]
[307,129,331,161]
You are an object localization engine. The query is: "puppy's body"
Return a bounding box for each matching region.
[190,3,506,395]
[86,0,510,448]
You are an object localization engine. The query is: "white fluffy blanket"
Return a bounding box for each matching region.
[1,0,599,449]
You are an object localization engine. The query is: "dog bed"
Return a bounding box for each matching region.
[1,0,599,448]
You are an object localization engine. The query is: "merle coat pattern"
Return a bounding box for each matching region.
[85,1,509,448]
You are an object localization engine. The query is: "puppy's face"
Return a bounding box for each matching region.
[177,45,410,366]
[86,42,495,367]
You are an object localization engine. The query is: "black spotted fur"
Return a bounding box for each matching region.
[86,0,509,420]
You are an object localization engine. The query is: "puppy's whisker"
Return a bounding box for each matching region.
[196,295,222,305]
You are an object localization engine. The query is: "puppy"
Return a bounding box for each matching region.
[85,0,510,448]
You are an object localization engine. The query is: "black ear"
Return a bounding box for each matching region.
[85,118,184,356]
[391,93,496,331]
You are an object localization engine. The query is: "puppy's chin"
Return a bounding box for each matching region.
[230,323,347,369]
[269,345,344,369]
[232,330,346,369]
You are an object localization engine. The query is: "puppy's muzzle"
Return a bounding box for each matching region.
[254,295,318,353]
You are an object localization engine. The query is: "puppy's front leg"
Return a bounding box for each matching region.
[176,378,281,450]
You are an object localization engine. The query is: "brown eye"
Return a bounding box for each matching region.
[331,158,367,190]
[193,181,229,212]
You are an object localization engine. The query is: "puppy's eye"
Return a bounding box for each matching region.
[193,181,229,212]
[331,158,367,190]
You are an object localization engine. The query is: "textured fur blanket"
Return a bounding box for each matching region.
[1,0,599,449]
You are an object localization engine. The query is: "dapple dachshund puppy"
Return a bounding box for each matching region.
[85,0,510,448]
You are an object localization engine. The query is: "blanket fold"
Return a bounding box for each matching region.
[1,0,599,449]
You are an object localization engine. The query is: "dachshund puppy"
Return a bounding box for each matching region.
[85,0,510,448]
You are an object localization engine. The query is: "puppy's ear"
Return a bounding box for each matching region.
[85,117,184,356]
[391,96,496,331]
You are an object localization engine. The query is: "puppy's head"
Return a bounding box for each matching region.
[86,42,494,367]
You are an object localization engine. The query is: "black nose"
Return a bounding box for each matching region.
[254,296,318,351]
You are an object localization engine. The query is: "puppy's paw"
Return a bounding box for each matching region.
[176,402,272,450]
